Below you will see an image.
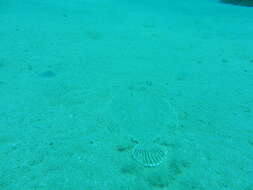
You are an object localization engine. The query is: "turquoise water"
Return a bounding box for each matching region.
[0,0,253,189]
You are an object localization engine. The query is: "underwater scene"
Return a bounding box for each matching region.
[0,0,253,189]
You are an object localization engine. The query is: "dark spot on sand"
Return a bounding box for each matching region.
[39,70,56,78]
[221,59,229,63]
[86,31,102,40]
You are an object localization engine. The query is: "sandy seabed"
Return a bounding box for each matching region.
[0,0,253,189]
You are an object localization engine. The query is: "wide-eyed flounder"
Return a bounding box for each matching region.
[100,82,179,166]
